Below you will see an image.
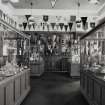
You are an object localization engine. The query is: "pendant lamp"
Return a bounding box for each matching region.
[28,2,35,23]
[50,0,57,8]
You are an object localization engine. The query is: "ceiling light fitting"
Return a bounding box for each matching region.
[76,0,81,23]
[50,0,57,8]
[28,2,35,23]
[10,0,19,3]
[88,0,100,4]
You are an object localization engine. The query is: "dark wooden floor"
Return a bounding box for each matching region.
[21,73,89,105]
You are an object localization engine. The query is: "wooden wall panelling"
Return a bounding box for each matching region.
[102,87,105,105]
[88,78,94,100]
[94,81,101,105]
[20,73,26,95]
[6,81,14,105]
[14,77,21,102]
[0,86,4,105]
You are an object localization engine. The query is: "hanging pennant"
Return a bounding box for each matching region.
[25,15,31,21]
[43,23,45,30]
[59,23,64,31]
[81,17,87,29]
[32,23,35,30]
[0,9,3,18]
[64,25,68,31]
[23,22,27,30]
[28,24,32,30]
[68,22,73,31]
[56,24,59,30]
[70,16,76,22]
[90,22,95,28]
[19,24,22,29]
[43,15,49,22]
[50,0,57,8]
[47,24,49,31]
[51,23,56,30]
[82,22,88,30]
[76,22,81,28]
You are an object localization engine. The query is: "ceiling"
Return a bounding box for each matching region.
[11,0,105,11]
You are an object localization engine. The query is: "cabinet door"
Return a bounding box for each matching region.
[39,64,44,75]
[94,82,101,105]
[88,78,94,100]
[80,72,84,89]
[6,82,14,105]
[0,86,4,105]
[102,87,105,105]
[25,71,30,89]
[71,64,80,76]
[15,78,21,102]
[84,75,87,93]
[31,64,39,74]
[21,74,26,95]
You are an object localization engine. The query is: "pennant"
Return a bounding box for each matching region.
[43,15,49,22]
[0,9,3,18]
[68,22,73,31]
[23,22,27,30]
[28,24,32,30]
[25,15,31,21]
[19,24,23,29]
[47,24,49,31]
[56,24,59,30]
[82,22,88,30]
[70,16,76,22]
[59,23,64,30]
[81,17,87,28]
[32,23,35,30]
[64,25,68,31]
[76,23,81,28]
[51,23,56,30]
[90,22,95,28]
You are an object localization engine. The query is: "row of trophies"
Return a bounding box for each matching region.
[0,9,17,28]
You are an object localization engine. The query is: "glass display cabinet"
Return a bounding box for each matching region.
[80,23,105,73]
[80,20,105,105]
[0,23,30,77]
[0,18,30,105]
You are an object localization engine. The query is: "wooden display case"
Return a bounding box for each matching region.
[0,69,30,105]
[80,19,105,105]
[0,14,30,105]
